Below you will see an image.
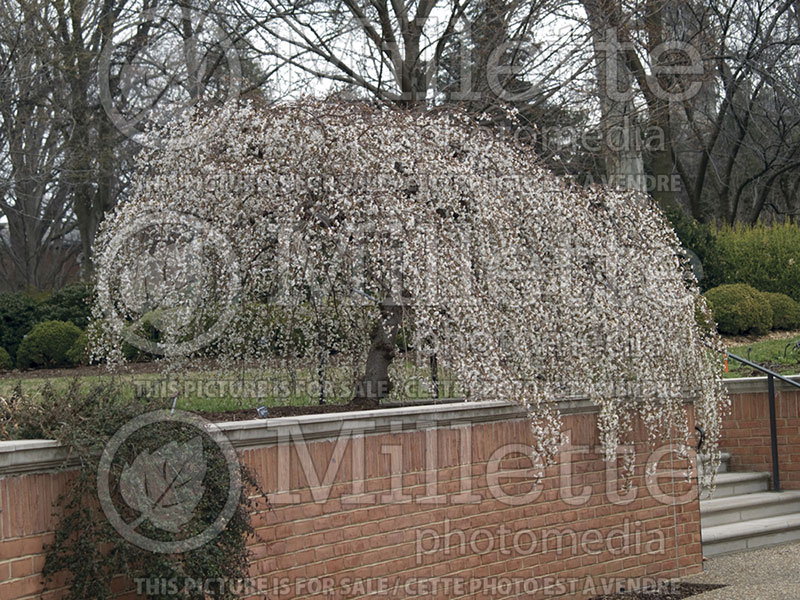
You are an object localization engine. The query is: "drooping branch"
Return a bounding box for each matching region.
[92,100,729,479]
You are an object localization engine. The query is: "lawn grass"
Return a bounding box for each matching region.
[0,369,351,413]
[3,334,795,410]
[0,360,441,413]
[724,334,800,378]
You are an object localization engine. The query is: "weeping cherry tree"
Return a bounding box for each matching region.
[92,100,728,481]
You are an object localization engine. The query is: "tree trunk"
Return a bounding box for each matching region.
[583,0,646,192]
[352,300,404,407]
[648,111,680,213]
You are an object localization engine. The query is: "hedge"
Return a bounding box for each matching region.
[37,282,93,329]
[0,292,39,361]
[705,223,800,301]
[704,284,774,336]
[16,320,84,369]
[0,347,12,371]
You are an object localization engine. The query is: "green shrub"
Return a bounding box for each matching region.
[0,284,92,363]
[764,292,800,330]
[0,292,39,360]
[0,347,12,371]
[16,320,83,369]
[704,284,773,335]
[706,223,800,302]
[65,332,89,366]
[37,282,93,329]
[665,208,717,290]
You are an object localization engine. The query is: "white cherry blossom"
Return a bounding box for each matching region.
[93,100,728,482]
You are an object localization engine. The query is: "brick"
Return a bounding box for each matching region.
[0,411,717,600]
[10,557,33,579]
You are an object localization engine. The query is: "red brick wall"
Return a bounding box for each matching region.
[0,407,702,600]
[718,384,800,489]
[0,471,70,599]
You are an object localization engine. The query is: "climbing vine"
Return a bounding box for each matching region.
[0,382,260,599]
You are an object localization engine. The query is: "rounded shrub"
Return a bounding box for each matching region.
[37,282,93,329]
[0,347,12,371]
[703,284,773,335]
[65,332,89,366]
[764,292,800,330]
[16,320,83,369]
[0,292,39,361]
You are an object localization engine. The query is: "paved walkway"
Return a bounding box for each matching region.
[682,541,800,599]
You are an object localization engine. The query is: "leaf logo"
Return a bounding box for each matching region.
[119,436,206,533]
[99,410,241,553]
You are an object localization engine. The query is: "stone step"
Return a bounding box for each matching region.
[699,471,770,499]
[700,490,800,527]
[697,451,731,476]
[701,513,800,556]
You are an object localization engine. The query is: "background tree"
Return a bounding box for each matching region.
[574,0,800,222]
[0,0,75,290]
[0,0,267,287]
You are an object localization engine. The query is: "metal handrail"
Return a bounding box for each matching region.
[725,352,800,389]
[725,352,800,492]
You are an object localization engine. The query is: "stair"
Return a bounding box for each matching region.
[699,452,800,556]
[700,471,770,499]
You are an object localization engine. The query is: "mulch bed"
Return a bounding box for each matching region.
[207,402,386,421]
[721,328,800,345]
[591,582,726,599]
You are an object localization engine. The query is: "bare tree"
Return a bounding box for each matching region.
[0,0,266,280]
[240,0,586,111]
[575,0,800,222]
[671,0,800,223]
[0,0,76,290]
[580,0,647,195]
